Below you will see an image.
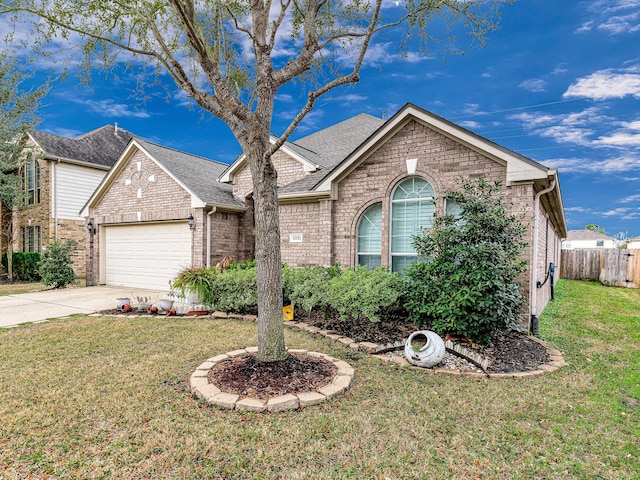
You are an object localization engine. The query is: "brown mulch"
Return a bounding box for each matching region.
[300,307,550,373]
[208,352,338,400]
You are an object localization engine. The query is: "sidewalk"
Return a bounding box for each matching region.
[0,286,162,328]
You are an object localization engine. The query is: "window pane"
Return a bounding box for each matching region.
[391,255,416,272]
[391,177,435,272]
[357,203,382,267]
[358,255,382,269]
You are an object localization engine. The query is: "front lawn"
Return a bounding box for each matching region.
[0,280,637,478]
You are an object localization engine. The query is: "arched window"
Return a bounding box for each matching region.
[390,177,435,271]
[356,203,382,268]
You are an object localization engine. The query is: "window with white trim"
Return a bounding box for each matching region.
[21,225,41,252]
[390,177,435,272]
[22,156,41,205]
[356,203,382,268]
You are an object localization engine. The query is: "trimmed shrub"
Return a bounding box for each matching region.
[404,178,528,344]
[39,239,77,288]
[288,266,332,317]
[2,252,41,281]
[328,266,403,323]
[211,267,258,314]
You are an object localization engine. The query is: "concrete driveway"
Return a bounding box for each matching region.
[0,286,162,328]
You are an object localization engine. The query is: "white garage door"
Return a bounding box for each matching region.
[104,222,192,290]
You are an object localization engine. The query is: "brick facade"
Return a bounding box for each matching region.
[86,149,250,285]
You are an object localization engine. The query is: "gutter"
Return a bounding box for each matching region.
[530,179,556,333]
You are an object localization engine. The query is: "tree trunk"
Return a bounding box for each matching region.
[246,132,288,362]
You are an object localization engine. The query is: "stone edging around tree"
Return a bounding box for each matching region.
[189,347,355,413]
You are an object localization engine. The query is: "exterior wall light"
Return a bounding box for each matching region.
[188,214,195,231]
[87,220,96,234]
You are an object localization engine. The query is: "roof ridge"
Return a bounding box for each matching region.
[136,137,228,167]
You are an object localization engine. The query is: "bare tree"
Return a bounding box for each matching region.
[1,0,513,361]
[0,49,47,281]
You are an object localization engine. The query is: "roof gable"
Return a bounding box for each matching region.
[316,103,555,193]
[219,113,384,183]
[82,138,243,216]
[29,125,133,169]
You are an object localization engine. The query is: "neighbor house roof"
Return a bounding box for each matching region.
[29,125,133,169]
[565,230,615,241]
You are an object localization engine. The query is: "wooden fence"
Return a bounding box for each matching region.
[561,249,640,288]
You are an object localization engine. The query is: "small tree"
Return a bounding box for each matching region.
[404,178,527,344]
[39,239,77,288]
[0,49,48,280]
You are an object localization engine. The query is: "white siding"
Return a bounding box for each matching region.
[56,163,107,220]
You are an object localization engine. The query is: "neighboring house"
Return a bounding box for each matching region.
[0,125,132,277]
[83,103,566,331]
[561,230,616,250]
[627,236,640,249]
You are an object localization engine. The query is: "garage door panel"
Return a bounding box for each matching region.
[105,223,192,290]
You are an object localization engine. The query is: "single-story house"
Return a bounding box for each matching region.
[626,236,640,249]
[1,125,132,277]
[561,230,616,250]
[82,103,566,330]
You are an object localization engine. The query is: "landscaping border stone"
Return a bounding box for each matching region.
[283,319,567,378]
[190,347,354,412]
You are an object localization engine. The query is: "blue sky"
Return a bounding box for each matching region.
[9,0,640,238]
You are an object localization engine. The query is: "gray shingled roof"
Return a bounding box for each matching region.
[135,138,243,209]
[565,229,614,241]
[277,113,384,194]
[30,125,133,168]
[292,113,384,167]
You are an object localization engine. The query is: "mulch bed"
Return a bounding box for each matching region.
[208,352,338,400]
[300,307,550,373]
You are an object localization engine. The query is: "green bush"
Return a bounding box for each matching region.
[2,252,41,281]
[39,239,77,288]
[404,178,528,344]
[328,266,403,323]
[211,267,258,314]
[228,259,256,270]
[288,266,332,316]
[171,266,220,304]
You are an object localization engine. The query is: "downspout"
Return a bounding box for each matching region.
[530,179,556,335]
[52,160,60,239]
[206,207,216,268]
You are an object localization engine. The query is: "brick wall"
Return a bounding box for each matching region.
[88,150,195,284]
[232,150,308,199]
[331,120,508,267]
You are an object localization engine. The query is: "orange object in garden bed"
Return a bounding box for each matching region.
[186,310,209,316]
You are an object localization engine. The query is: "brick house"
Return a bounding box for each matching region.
[83,103,566,329]
[1,125,132,278]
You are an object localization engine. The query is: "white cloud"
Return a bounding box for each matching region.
[564,66,640,100]
[597,12,640,34]
[619,194,640,203]
[582,0,640,34]
[82,99,151,118]
[519,78,547,93]
[543,155,640,173]
[458,120,481,129]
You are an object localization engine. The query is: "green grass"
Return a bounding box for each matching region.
[0,281,46,296]
[0,280,638,479]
